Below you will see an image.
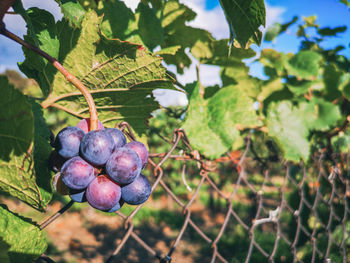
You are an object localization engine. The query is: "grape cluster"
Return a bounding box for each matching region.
[49,118,151,212]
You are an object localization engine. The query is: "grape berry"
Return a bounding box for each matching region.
[50,119,151,213]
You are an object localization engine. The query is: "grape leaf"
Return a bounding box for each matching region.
[55,0,86,27]
[264,16,298,42]
[258,78,284,101]
[182,82,260,159]
[192,38,256,66]
[317,26,347,36]
[299,98,342,131]
[0,76,52,211]
[259,49,287,77]
[182,83,228,159]
[0,237,10,263]
[219,0,266,48]
[285,50,322,80]
[332,128,350,153]
[14,6,59,97]
[323,63,343,100]
[267,101,310,162]
[99,0,138,41]
[339,73,350,100]
[156,45,181,56]
[137,2,164,50]
[41,10,173,137]
[0,205,47,262]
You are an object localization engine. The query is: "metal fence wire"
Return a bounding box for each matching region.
[37,122,350,263]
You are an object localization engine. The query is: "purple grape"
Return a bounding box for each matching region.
[80,130,115,166]
[86,175,121,211]
[61,156,97,190]
[121,174,151,205]
[107,199,124,212]
[105,128,127,148]
[76,118,105,133]
[69,189,87,203]
[49,150,66,173]
[106,147,142,185]
[54,126,85,159]
[125,141,149,168]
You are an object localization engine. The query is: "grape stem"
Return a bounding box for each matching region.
[0,27,99,130]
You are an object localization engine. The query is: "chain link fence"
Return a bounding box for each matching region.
[37,122,350,263]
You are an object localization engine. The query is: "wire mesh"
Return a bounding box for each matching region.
[37,122,350,263]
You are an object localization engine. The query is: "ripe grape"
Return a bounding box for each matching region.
[77,118,105,133]
[80,130,115,166]
[54,126,85,159]
[70,189,87,203]
[105,128,127,148]
[106,147,142,185]
[61,156,97,190]
[86,175,121,211]
[125,141,149,168]
[121,174,151,205]
[49,150,66,173]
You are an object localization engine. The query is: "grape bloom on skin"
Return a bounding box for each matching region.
[105,128,127,148]
[121,174,151,205]
[106,147,142,185]
[80,130,115,166]
[61,156,97,190]
[86,175,121,211]
[125,141,149,168]
[54,126,85,159]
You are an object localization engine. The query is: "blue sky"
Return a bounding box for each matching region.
[0,0,349,87]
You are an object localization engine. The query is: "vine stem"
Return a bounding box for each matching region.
[39,200,75,230]
[0,27,99,130]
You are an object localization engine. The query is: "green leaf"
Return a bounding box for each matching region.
[207,85,261,145]
[182,83,260,159]
[160,1,207,73]
[42,10,173,137]
[339,73,350,100]
[258,78,284,101]
[155,45,181,56]
[340,0,350,7]
[55,0,86,27]
[0,76,52,211]
[332,128,350,153]
[264,16,298,42]
[192,38,256,66]
[31,102,53,207]
[182,83,228,159]
[15,7,59,97]
[0,205,47,262]
[219,0,266,47]
[299,98,342,131]
[99,0,137,40]
[323,63,343,100]
[286,50,322,80]
[259,49,286,77]
[0,237,10,263]
[286,78,322,96]
[267,101,310,162]
[317,26,347,36]
[137,2,164,50]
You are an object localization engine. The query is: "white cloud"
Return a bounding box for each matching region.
[265,3,285,29]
